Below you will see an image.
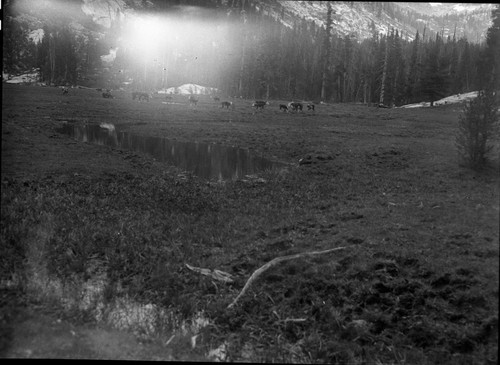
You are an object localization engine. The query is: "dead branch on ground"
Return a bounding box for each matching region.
[227,246,352,309]
[185,263,234,283]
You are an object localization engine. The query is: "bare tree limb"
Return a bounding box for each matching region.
[185,263,234,283]
[227,246,352,309]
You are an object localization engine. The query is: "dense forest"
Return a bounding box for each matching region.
[3,0,499,106]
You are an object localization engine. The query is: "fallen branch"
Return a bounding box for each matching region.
[227,246,352,309]
[185,263,234,283]
[282,318,307,323]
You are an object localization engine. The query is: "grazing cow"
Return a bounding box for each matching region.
[165,95,173,101]
[220,101,232,109]
[62,87,69,95]
[253,100,269,110]
[189,95,199,106]
[213,96,221,102]
[288,102,303,112]
[102,91,114,98]
[132,91,150,102]
[279,104,288,112]
[307,103,315,111]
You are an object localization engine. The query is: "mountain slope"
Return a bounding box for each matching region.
[5,1,495,46]
[269,1,495,41]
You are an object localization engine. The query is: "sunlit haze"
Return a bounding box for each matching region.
[10,0,244,91]
[116,10,238,91]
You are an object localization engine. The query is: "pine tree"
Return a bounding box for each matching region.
[405,30,420,103]
[456,90,498,169]
[320,2,333,101]
[392,31,406,106]
[456,39,472,92]
[448,35,460,94]
[420,35,448,106]
[478,5,500,91]
[380,28,400,107]
[237,0,248,97]
[379,33,390,106]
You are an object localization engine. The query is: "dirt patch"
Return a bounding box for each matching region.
[3,307,176,360]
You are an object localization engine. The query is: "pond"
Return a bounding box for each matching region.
[58,122,286,181]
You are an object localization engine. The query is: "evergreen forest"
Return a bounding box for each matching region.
[3,0,499,106]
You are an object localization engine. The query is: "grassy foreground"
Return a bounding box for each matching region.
[1,84,499,363]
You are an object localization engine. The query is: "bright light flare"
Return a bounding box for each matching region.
[115,8,240,89]
[122,15,167,57]
[119,13,230,67]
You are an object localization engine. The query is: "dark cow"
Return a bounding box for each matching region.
[253,100,269,110]
[62,87,69,95]
[189,95,199,106]
[221,101,232,109]
[102,91,114,98]
[307,103,315,111]
[213,96,221,102]
[279,104,288,112]
[165,95,173,101]
[132,91,150,102]
[288,102,303,112]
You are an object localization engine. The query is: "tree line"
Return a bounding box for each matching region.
[3,0,497,106]
[218,1,494,105]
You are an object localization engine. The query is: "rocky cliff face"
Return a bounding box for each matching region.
[271,1,495,41]
[81,0,128,28]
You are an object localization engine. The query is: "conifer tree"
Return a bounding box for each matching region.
[456,90,498,169]
[456,39,472,92]
[405,30,420,103]
[392,30,406,106]
[478,5,500,91]
[237,0,248,97]
[380,28,400,107]
[420,34,448,106]
[320,2,333,101]
[448,35,460,94]
[379,33,390,106]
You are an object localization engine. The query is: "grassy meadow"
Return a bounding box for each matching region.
[1,83,498,363]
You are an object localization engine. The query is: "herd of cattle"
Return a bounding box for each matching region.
[184,95,314,112]
[61,87,317,112]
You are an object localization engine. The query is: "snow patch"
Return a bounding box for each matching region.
[28,29,44,44]
[399,91,479,108]
[159,83,218,95]
[4,69,40,84]
[101,48,118,63]
[453,4,466,12]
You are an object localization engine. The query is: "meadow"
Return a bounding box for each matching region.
[1,83,498,363]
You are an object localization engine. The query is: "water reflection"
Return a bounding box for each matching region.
[58,123,285,181]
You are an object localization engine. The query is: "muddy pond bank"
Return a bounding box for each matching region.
[57,121,287,181]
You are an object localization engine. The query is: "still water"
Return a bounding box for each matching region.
[58,123,285,180]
